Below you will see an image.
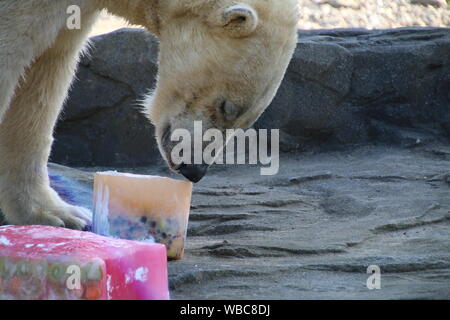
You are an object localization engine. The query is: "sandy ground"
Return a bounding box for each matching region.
[90,0,449,36]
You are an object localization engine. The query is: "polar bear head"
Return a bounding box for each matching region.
[143,0,299,182]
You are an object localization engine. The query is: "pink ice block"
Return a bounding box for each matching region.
[0,225,169,300]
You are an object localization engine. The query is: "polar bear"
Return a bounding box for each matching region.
[0,0,299,230]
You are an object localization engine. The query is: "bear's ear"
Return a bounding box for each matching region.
[213,3,259,38]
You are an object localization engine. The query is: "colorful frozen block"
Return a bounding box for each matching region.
[93,172,193,260]
[0,225,169,300]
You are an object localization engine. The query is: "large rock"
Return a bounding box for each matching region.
[52,29,161,167]
[52,27,450,166]
[256,27,450,151]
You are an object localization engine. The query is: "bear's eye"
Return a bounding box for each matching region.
[218,100,239,122]
[231,16,246,23]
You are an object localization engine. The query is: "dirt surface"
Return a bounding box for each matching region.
[44,144,450,299]
[90,0,449,36]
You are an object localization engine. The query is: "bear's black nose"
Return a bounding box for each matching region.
[179,164,209,183]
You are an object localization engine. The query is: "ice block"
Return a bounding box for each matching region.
[0,225,169,300]
[93,172,193,260]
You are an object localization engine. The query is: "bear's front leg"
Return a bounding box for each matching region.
[0,15,97,230]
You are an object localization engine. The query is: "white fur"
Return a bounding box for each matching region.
[0,0,298,229]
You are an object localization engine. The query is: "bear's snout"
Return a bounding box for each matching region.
[179,163,209,183]
[160,125,209,183]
